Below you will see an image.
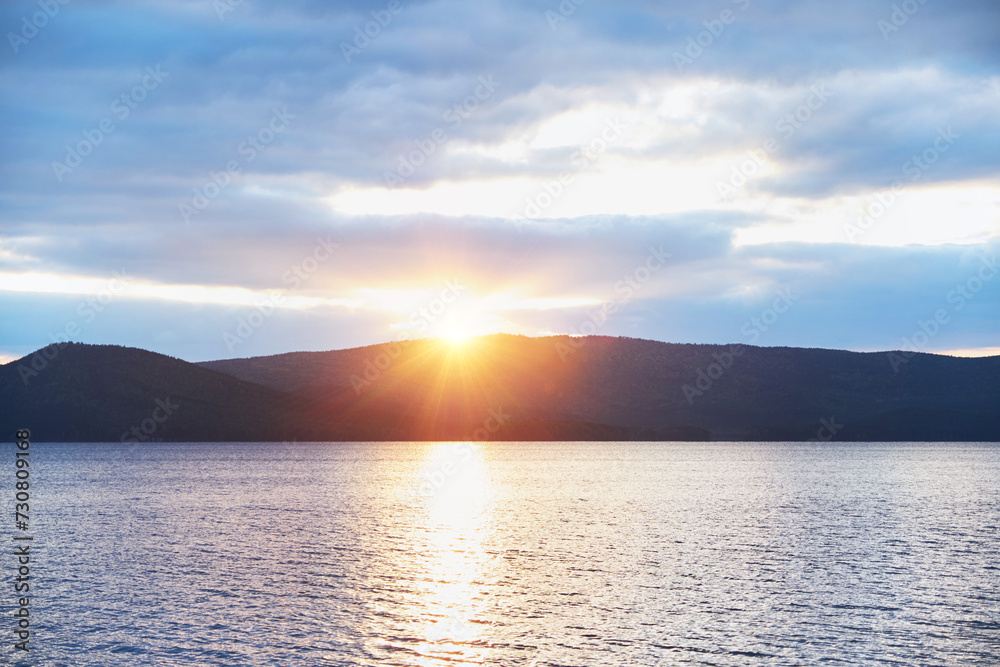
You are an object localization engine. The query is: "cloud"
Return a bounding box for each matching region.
[1,0,998,361]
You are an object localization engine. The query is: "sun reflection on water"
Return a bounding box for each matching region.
[411,442,496,665]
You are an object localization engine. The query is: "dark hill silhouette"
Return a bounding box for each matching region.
[0,339,697,442]
[0,343,295,442]
[3,335,998,441]
[202,334,1000,441]
[203,335,1000,440]
[202,335,706,441]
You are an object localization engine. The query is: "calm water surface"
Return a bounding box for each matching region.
[3,441,999,666]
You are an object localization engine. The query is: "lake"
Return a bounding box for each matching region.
[3,441,999,666]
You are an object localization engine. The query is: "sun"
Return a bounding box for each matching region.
[443,326,474,346]
[434,313,482,346]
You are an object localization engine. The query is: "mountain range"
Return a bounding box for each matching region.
[2,335,998,442]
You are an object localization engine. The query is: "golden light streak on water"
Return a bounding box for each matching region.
[410,442,495,665]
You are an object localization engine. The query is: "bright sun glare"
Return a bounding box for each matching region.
[443,326,474,345]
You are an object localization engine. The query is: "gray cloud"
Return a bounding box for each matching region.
[1,0,998,360]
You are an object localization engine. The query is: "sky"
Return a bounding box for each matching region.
[1,0,998,363]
